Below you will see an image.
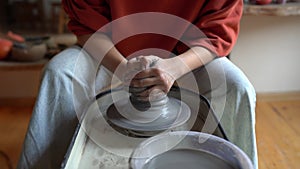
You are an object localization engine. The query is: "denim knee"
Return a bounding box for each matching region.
[42,47,81,78]
[225,67,256,102]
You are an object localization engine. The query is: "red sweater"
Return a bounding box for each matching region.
[62,0,243,58]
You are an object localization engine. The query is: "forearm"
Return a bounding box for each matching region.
[172,46,215,79]
[77,33,127,77]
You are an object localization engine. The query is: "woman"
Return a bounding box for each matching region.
[18,0,258,168]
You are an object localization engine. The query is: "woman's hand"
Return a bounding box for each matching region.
[128,55,186,100]
[119,47,215,101]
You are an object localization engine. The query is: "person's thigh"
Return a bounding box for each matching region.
[17,46,113,169]
[177,57,255,122]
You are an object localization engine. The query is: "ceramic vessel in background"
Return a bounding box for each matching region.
[276,0,287,4]
[0,39,13,60]
[11,42,47,62]
[254,0,273,5]
[248,0,271,4]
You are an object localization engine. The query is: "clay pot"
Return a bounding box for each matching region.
[10,36,49,62]
[11,42,47,62]
[255,0,273,5]
[276,0,287,4]
[0,39,13,60]
[249,0,272,5]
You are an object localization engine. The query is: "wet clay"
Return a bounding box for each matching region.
[142,149,237,169]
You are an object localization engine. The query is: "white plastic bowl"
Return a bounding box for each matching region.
[130,131,254,169]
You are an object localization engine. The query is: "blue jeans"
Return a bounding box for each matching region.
[17,46,258,169]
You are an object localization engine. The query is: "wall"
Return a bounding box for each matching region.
[8,0,60,20]
[231,15,300,93]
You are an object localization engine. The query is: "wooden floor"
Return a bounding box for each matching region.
[0,106,33,169]
[256,99,300,169]
[0,98,299,169]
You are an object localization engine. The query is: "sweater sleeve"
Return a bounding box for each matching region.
[177,0,243,57]
[62,0,111,36]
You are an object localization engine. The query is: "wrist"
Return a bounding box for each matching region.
[177,46,215,72]
[168,57,190,80]
[113,59,128,80]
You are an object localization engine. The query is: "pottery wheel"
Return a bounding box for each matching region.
[106,95,191,135]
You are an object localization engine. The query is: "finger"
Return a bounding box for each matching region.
[130,76,163,88]
[123,67,144,84]
[133,68,162,79]
[138,56,151,70]
[124,69,139,81]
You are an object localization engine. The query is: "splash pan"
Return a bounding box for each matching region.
[106,97,191,134]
